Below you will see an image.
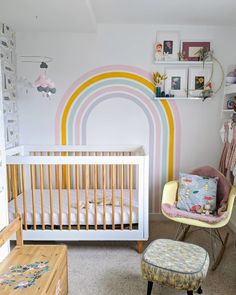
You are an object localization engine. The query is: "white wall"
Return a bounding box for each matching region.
[16,24,235,173]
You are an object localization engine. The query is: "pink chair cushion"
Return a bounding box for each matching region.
[191,166,232,207]
[162,203,228,224]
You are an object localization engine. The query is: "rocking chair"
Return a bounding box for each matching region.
[161,167,236,271]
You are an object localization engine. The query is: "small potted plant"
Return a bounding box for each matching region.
[153,72,167,98]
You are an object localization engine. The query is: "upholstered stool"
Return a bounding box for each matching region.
[141,239,209,295]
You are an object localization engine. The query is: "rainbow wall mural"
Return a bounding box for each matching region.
[55,65,181,213]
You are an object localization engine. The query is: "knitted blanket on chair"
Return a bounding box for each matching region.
[162,203,228,224]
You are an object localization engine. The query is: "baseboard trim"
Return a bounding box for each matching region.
[149,213,168,222]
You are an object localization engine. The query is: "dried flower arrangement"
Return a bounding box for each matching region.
[152,72,167,86]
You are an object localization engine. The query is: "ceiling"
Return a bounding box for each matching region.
[0,0,97,32]
[0,0,236,32]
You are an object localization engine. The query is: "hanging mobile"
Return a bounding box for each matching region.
[20,56,56,98]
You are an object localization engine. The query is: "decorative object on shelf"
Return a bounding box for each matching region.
[178,51,187,61]
[225,70,236,86]
[194,47,213,62]
[20,56,56,98]
[155,31,180,61]
[164,68,188,97]
[154,42,163,61]
[201,81,213,100]
[152,71,167,98]
[226,98,236,109]
[181,41,211,61]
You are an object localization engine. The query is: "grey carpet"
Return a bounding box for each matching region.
[66,220,236,295]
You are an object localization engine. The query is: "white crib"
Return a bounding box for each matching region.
[6,145,149,251]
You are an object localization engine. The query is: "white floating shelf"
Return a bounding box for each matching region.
[225,84,236,95]
[154,61,213,66]
[153,97,204,100]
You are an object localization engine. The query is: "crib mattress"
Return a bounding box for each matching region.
[9,189,138,226]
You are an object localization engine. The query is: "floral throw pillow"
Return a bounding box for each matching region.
[176,173,218,215]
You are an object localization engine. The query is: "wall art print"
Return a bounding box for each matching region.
[0,22,18,148]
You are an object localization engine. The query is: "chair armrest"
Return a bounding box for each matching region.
[162,180,179,205]
[227,185,236,216]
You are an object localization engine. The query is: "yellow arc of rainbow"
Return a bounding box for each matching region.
[61,72,174,180]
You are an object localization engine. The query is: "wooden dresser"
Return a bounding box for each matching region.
[0,216,68,295]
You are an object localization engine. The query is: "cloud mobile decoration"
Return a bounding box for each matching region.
[20,56,56,98]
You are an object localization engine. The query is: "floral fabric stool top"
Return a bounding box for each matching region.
[141,239,209,295]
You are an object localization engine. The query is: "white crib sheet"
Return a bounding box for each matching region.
[9,189,138,226]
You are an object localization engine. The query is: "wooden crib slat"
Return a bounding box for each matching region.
[75,163,80,230]
[55,152,58,189]
[82,153,86,189]
[111,164,115,230]
[34,152,38,189]
[116,161,119,190]
[57,165,63,230]
[94,164,98,231]
[16,166,21,195]
[30,165,36,230]
[48,161,54,230]
[12,165,18,216]
[85,165,89,230]
[66,165,71,230]
[62,152,68,189]
[129,164,133,230]
[40,164,45,230]
[103,164,106,230]
[89,153,92,189]
[21,165,27,230]
[15,166,18,195]
[7,165,11,202]
[96,153,99,189]
[98,152,102,189]
[121,164,124,230]
[109,160,112,190]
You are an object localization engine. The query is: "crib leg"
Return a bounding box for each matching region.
[137,241,144,254]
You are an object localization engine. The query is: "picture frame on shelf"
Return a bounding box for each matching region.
[164,68,188,97]
[188,67,211,97]
[181,41,211,61]
[155,31,180,61]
